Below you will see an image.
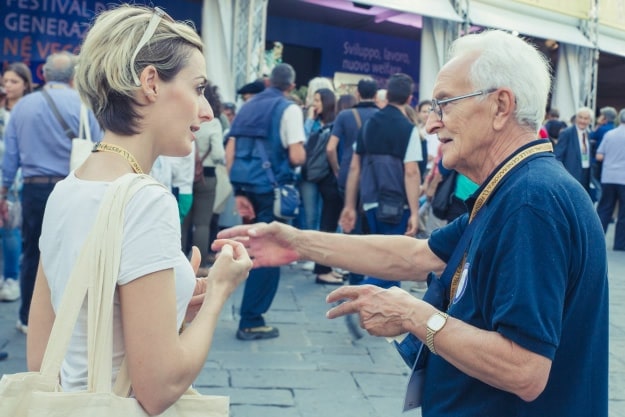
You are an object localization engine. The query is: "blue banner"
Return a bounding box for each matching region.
[267,15,420,85]
[1,0,201,84]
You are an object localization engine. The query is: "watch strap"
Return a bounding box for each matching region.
[426,312,449,355]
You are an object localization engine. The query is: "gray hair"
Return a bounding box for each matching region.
[270,63,296,91]
[600,106,617,122]
[449,30,552,133]
[43,52,77,83]
[577,106,594,123]
[619,108,625,124]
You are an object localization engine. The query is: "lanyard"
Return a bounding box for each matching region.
[448,141,553,302]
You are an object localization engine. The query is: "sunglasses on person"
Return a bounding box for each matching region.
[130,7,174,86]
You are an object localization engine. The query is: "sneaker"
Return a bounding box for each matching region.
[299,261,314,271]
[236,326,279,341]
[16,319,28,335]
[0,279,20,302]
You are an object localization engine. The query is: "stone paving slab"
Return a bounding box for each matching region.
[0,228,624,417]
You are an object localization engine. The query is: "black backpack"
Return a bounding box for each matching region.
[303,123,333,182]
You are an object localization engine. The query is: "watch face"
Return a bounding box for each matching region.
[427,314,447,331]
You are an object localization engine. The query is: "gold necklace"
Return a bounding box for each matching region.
[92,142,144,174]
[448,141,553,303]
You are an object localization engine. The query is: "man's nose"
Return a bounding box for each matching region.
[425,111,441,135]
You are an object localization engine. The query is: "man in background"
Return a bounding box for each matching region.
[554,107,593,196]
[226,63,305,340]
[0,52,102,334]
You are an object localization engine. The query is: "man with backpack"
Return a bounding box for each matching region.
[339,73,422,288]
[326,79,378,285]
[226,63,305,340]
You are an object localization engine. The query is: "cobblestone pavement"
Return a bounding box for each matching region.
[1,229,623,417]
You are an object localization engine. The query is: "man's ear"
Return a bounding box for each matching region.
[139,65,159,102]
[492,88,515,131]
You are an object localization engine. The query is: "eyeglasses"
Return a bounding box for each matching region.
[430,88,497,122]
[130,7,174,86]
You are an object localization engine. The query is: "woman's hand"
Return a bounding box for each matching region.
[184,244,252,322]
[204,239,252,298]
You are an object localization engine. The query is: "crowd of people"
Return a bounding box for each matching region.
[0,3,618,416]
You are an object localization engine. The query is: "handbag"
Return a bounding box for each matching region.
[0,174,229,417]
[254,140,300,220]
[431,170,457,219]
[71,103,95,170]
[5,189,21,229]
[41,90,94,171]
[376,190,404,224]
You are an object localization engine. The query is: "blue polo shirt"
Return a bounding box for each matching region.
[425,142,608,416]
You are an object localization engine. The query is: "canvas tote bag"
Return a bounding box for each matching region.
[70,104,95,171]
[0,173,228,417]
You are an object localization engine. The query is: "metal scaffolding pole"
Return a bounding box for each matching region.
[233,0,268,92]
[582,0,600,115]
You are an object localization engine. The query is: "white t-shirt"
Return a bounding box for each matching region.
[40,172,195,391]
[279,103,306,148]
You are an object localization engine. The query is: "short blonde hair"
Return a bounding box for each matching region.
[75,4,203,135]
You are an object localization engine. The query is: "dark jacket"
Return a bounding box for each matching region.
[229,87,293,194]
[356,105,414,206]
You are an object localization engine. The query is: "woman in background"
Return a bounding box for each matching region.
[0,62,33,302]
[305,88,344,285]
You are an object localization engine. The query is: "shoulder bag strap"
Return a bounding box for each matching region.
[78,104,92,142]
[41,89,76,140]
[351,108,362,129]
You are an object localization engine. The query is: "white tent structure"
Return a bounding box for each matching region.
[202,0,624,117]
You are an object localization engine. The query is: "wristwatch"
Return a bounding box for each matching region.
[426,312,449,355]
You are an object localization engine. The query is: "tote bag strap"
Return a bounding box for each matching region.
[39,174,163,394]
[77,103,92,142]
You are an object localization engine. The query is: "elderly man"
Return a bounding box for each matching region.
[215,30,607,416]
[554,107,594,195]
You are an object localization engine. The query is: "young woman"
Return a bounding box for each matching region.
[1,63,32,112]
[305,88,344,285]
[26,5,252,416]
[0,62,32,302]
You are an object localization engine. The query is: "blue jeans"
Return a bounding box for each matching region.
[360,207,410,289]
[597,183,625,250]
[2,227,22,279]
[20,183,55,324]
[297,179,321,231]
[238,191,280,329]
[2,188,22,280]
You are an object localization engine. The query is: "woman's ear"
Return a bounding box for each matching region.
[139,65,159,102]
